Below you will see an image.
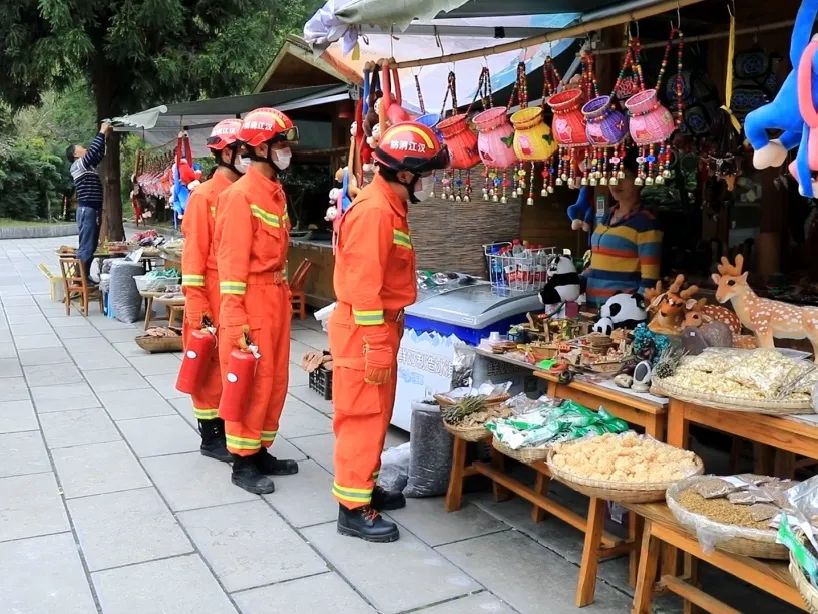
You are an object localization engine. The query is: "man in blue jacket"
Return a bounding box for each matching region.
[66,121,112,281]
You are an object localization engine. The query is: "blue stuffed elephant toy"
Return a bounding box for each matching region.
[567,186,594,232]
[745,0,818,197]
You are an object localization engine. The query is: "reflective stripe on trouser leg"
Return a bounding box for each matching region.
[225,433,261,454]
[193,407,219,420]
[222,284,290,457]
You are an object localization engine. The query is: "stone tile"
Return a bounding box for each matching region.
[0,472,69,542]
[0,430,50,477]
[100,327,141,343]
[13,334,62,349]
[85,366,149,392]
[55,324,103,340]
[0,533,97,614]
[290,432,335,472]
[113,340,151,357]
[32,382,100,412]
[179,500,327,592]
[415,593,515,614]
[0,343,18,358]
[118,414,199,457]
[270,435,308,462]
[93,317,140,331]
[303,522,479,614]
[48,315,96,328]
[142,451,257,511]
[288,339,315,364]
[263,460,336,528]
[146,372,186,399]
[23,363,83,387]
[387,500,509,547]
[63,336,113,354]
[0,377,32,401]
[2,295,37,306]
[98,387,177,420]
[70,350,129,370]
[290,328,329,350]
[127,353,183,376]
[68,487,193,571]
[52,440,150,498]
[92,554,237,614]
[0,357,22,378]
[234,571,377,614]
[0,399,38,433]
[289,384,333,416]
[40,407,120,449]
[437,531,633,614]
[172,397,197,429]
[289,362,310,388]
[18,347,72,366]
[279,395,333,438]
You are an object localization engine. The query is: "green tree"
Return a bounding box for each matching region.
[0,0,318,240]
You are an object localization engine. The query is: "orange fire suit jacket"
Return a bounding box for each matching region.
[213,165,290,330]
[332,173,417,362]
[181,171,232,323]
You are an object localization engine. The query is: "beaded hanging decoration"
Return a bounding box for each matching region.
[643,26,685,186]
[438,72,459,201]
[540,56,562,197]
[613,34,647,185]
[579,50,601,189]
[509,62,528,204]
[414,73,443,199]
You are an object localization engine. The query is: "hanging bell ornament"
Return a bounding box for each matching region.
[644,176,654,186]
[430,192,436,199]
[618,171,626,179]
[555,178,563,187]
[455,195,462,202]
[608,177,618,186]
[634,177,644,186]
[589,178,598,187]
[511,189,518,197]
[580,177,588,186]
[526,197,534,205]
[500,196,507,204]
[547,186,554,194]
[540,189,547,197]
[463,195,470,203]
[492,195,499,203]
[655,175,665,185]
[663,169,672,179]
[599,176,608,186]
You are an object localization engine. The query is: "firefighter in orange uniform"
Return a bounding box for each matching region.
[213,107,299,494]
[330,122,449,542]
[181,119,246,462]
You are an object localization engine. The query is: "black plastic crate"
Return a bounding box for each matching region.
[309,365,333,400]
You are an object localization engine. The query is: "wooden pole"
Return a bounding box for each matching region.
[392,0,709,69]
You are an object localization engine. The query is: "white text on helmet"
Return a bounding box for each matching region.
[390,140,426,152]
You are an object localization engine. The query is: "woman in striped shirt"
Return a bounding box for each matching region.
[586,151,663,308]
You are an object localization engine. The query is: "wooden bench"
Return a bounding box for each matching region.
[626,501,807,613]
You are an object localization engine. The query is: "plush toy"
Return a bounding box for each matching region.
[567,186,594,232]
[644,275,699,335]
[744,0,818,195]
[593,292,648,335]
[538,255,580,305]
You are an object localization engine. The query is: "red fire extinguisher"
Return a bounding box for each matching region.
[219,331,259,422]
[176,325,217,394]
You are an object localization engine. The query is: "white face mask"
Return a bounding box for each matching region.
[271,146,292,171]
[412,176,432,202]
[233,155,250,175]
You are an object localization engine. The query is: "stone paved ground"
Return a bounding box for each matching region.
[0,236,803,614]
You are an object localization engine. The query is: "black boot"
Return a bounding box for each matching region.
[371,486,406,511]
[252,448,299,476]
[231,454,275,494]
[198,419,232,463]
[337,505,400,543]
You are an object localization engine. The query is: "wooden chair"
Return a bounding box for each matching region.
[289,259,314,320]
[58,256,103,317]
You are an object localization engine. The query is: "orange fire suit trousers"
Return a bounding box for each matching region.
[218,278,291,456]
[329,303,402,508]
[182,268,222,420]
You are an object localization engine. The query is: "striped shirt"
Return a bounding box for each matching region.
[586,205,662,308]
[70,133,105,209]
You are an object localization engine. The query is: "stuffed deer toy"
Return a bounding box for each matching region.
[644,275,699,335]
[712,254,818,361]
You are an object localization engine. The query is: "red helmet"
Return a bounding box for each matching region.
[373,122,449,174]
[238,107,299,147]
[206,119,242,151]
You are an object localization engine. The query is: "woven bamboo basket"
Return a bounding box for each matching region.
[651,378,812,415]
[790,555,818,614]
[546,448,704,504]
[443,422,491,442]
[492,437,550,464]
[434,393,510,408]
[135,333,182,353]
[666,479,788,559]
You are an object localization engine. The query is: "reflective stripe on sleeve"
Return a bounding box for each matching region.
[353,309,385,326]
[220,280,247,295]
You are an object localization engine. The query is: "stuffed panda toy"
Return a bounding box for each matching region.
[592,292,648,335]
[539,255,580,305]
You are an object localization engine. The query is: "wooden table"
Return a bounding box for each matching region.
[627,501,807,613]
[444,364,668,608]
[140,291,185,330]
